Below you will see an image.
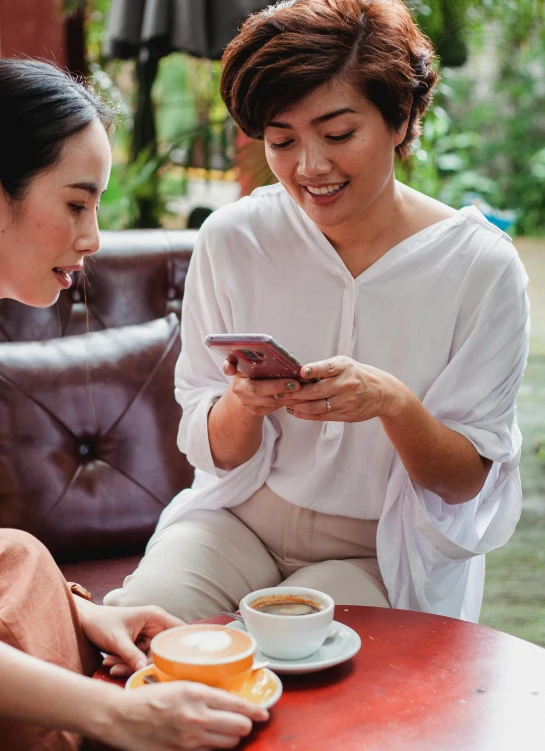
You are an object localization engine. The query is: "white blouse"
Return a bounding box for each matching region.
[155,183,529,623]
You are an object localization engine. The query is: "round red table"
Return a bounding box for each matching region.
[95,606,545,751]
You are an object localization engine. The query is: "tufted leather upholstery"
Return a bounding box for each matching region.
[0,230,198,598]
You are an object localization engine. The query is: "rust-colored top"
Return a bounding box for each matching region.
[95,606,545,751]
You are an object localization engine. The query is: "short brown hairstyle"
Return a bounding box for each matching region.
[221,0,438,160]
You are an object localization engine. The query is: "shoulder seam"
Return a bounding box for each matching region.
[464,211,513,243]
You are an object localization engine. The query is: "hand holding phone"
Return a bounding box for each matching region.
[205,334,317,383]
[205,334,315,420]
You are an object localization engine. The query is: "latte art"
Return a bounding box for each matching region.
[178,630,233,653]
[155,624,253,663]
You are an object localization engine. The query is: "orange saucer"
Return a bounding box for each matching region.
[126,664,282,709]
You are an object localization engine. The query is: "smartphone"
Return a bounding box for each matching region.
[205,334,317,382]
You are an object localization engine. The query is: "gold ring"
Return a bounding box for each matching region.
[325,398,332,413]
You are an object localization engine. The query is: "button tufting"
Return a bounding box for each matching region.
[78,439,97,461]
[79,442,91,457]
[71,288,83,303]
[167,286,178,301]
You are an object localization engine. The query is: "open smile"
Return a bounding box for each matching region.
[302,181,349,205]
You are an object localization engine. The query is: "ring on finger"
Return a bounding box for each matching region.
[325,398,332,414]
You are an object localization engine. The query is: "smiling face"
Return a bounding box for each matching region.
[264,78,407,240]
[0,119,112,307]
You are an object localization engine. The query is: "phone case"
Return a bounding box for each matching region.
[205,334,312,381]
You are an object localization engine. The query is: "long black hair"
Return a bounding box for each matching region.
[0,59,116,200]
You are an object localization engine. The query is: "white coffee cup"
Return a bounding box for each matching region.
[239,586,334,660]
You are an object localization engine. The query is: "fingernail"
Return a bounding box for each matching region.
[305,367,312,376]
[286,381,297,391]
[275,393,285,399]
[287,408,294,415]
[136,659,146,670]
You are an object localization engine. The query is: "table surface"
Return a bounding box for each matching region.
[94,606,545,751]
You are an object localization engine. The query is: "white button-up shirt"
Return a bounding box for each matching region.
[155,183,529,622]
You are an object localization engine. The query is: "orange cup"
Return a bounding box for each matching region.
[151,624,257,692]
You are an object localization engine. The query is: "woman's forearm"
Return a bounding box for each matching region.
[208,387,264,470]
[380,386,492,504]
[0,641,118,739]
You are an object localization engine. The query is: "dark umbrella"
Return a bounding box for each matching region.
[104,0,271,62]
[103,0,272,228]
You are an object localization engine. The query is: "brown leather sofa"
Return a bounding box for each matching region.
[0,230,198,603]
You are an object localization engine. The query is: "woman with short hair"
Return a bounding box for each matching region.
[107,0,529,624]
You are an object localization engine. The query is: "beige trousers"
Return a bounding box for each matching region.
[105,485,390,621]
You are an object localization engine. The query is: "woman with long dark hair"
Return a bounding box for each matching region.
[0,58,267,751]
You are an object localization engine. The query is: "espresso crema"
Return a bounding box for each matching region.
[250,595,325,616]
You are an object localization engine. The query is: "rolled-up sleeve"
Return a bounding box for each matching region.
[418,248,529,552]
[427,251,529,465]
[174,225,230,474]
[378,245,530,621]
[175,220,279,478]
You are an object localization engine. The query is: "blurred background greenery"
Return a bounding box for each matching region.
[73,0,545,643]
[80,0,545,235]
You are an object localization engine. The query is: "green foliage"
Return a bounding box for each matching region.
[409,0,470,66]
[154,54,227,140]
[84,0,111,64]
[63,0,86,12]
[99,145,166,230]
[399,1,545,235]
[83,3,236,229]
[153,54,234,177]
[396,91,499,209]
[86,0,545,234]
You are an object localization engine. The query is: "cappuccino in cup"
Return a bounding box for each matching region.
[151,624,257,690]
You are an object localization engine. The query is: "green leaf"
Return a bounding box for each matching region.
[437,153,466,172]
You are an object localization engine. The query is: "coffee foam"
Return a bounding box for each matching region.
[155,625,253,664]
[178,630,233,654]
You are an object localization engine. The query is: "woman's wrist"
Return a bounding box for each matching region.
[223,382,265,422]
[211,387,265,437]
[209,387,264,470]
[378,372,416,422]
[72,591,99,630]
[0,641,121,742]
[70,679,123,742]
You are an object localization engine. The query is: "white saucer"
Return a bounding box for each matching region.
[226,620,361,675]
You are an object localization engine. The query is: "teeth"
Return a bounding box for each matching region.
[53,268,71,280]
[306,183,346,195]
